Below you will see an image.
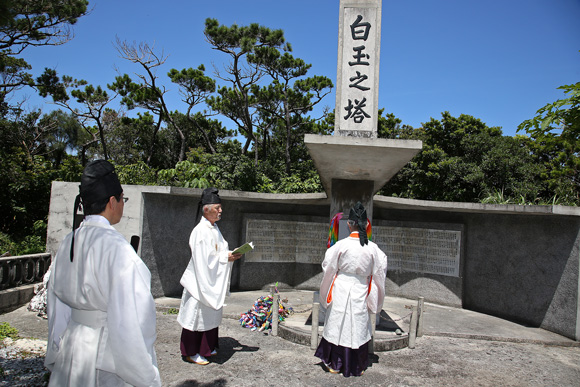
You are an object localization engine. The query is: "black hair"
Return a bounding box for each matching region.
[82,194,121,215]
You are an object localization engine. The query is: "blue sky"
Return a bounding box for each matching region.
[13,0,580,137]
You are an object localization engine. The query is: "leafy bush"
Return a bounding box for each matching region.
[0,322,19,341]
[0,230,45,256]
[115,161,159,186]
[0,232,16,256]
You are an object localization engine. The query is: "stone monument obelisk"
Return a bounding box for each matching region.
[335,0,382,139]
[305,0,422,224]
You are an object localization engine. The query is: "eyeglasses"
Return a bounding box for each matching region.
[122,196,129,203]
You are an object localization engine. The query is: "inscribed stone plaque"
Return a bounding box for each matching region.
[335,0,382,137]
[373,226,461,277]
[244,219,328,264]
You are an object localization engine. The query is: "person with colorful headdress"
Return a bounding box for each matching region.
[45,160,161,386]
[177,187,242,365]
[315,201,388,377]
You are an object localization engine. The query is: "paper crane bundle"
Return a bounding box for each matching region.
[239,293,292,332]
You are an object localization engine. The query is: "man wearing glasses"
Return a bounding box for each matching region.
[45,159,161,387]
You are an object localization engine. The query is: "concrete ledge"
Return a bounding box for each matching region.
[0,284,36,313]
[374,195,580,216]
[426,332,580,347]
[304,134,422,194]
[278,323,313,347]
[374,334,410,351]
[170,187,329,204]
[277,322,409,352]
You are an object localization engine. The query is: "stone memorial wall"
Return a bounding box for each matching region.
[243,219,328,264]
[46,183,580,340]
[241,217,462,277]
[373,226,461,277]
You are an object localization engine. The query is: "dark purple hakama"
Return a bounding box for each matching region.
[180,327,219,357]
[314,336,369,377]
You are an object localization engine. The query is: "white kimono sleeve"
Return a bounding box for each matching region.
[44,239,72,370]
[44,270,71,370]
[105,245,160,387]
[367,245,387,314]
[318,245,341,308]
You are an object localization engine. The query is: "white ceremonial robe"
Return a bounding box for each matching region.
[177,216,233,331]
[45,216,161,387]
[319,235,387,349]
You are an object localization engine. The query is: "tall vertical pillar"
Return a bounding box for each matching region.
[331,0,383,220]
[330,179,374,221]
[304,0,422,230]
[336,0,382,138]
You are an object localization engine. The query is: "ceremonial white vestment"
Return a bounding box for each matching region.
[177,216,233,331]
[45,216,161,387]
[319,235,387,349]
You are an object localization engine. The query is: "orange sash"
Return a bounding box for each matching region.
[327,274,336,304]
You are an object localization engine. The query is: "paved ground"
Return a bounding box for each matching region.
[2,290,580,386]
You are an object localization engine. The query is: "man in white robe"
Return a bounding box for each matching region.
[315,202,387,377]
[45,160,161,387]
[177,187,242,365]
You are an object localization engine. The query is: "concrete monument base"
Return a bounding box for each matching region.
[304,134,422,217]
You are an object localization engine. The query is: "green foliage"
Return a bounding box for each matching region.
[36,73,116,161]
[54,156,83,182]
[250,48,333,174]
[0,232,16,256]
[38,110,83,166]
[2,15,579,255]
[518,81,579,203]
[380,112,547,204]
[275,170,322,194]
[0,231,46,256]
[153,144,323,194]
[115,162,159,186]
[36,69,76,103]
[0,54,32,99]
[109,73,159,113]
[0,0,88,97]
[168,65,216,108]
[195,149,259,192]
[167,112,235,165]
[481,189,576,206]
[204,18,289,154]
[480,189,515,205]
[158,159,218,189]
[518,82,580,138]
[168,65,219,155]
[0,151,50,237]
[0,111,81,251]
[0,322,19,341]
[377,109,420,140]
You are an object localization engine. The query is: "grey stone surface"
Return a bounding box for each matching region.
[335,0,382,137]
[46,183,580,340]
[137,190,331,297]
[330,178,374,220]
[2,291,579,386]
[375,220,465,307]
[0,284,35,313]
[373,201,580,340]
[304,134,422,196]
[46,181,170,257]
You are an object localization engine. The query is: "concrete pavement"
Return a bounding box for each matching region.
[156,289,578,348]
[2,290,579,386]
